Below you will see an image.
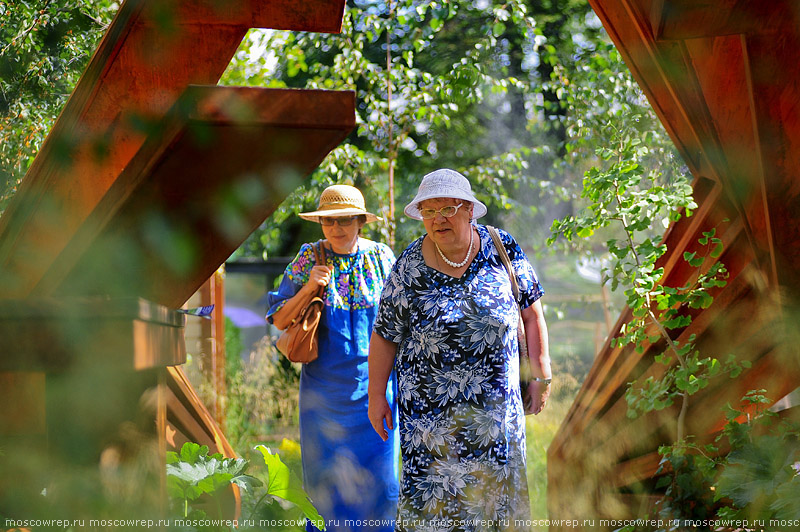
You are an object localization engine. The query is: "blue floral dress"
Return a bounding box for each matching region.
[267,238,399,532]
[373,225,544,532]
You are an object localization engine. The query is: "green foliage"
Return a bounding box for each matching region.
[548,118,736,441]
[166,441,322,531]
[650,392,800,530]
[653,443,718,526]
[167,442,262,519]
[617,228,737,425]
[711,391,800,525]
[224,336,300,453]
[0,0,117,215]
[222,0,596,257]
[542,37,799,524]
[254,445,325,529]
[525,392,576,526]
[545,38,685,258]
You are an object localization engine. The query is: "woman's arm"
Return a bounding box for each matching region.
[270,265,332,330]
[368,332,398,441]
[521,299,551,414]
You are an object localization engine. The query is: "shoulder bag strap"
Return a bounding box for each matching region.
[488,225,527,342]
[488,226,520,303]
[312,240,327,298]
[488,226,530,384]
[317,239,327,265]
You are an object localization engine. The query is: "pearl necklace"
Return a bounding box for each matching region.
[435,228,474,268]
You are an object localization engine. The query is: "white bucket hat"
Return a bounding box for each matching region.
[299,184,381,223]
[404,168,487,220]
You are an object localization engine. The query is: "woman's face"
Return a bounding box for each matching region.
[320,215,365,254]
[419,198,473,248]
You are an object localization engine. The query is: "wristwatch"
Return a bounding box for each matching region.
[532,377,552,385]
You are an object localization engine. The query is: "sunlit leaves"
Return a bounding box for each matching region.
[166,442,262,516]
[0,1,117,216]
[255,445,326,528]
[224,0,553,257]
[547,84,737,439]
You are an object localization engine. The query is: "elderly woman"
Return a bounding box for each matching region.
[267,184,399,532]
[368,169,551,531]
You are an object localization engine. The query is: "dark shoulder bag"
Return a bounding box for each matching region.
[487,226,534,414]
[276,240,327,363]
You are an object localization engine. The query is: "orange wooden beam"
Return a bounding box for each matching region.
[32,86,355,308]
[0,0,346,299]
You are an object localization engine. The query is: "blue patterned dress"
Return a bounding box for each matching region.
[373,225,544,532]
[267,238,399,532]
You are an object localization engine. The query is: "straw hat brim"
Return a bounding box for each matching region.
[298,207,381,223]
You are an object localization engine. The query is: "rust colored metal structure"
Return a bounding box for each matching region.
[548,0,800,526]
[0,0,352,518]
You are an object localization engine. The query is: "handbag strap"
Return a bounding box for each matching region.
[315,239,327,265]
[487,226,520,304]
[488,225,529,364]
[311,240,327,297]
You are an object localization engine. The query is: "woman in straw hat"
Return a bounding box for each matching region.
[267,184,399,532]
[368,169,551,531]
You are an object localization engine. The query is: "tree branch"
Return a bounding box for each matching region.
[0,0,55,58]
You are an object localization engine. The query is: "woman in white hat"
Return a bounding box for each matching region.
[367,169,551,531]
[267,184,399,532]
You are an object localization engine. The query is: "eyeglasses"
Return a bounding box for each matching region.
[320,216,358,226]
[419,203,464,220]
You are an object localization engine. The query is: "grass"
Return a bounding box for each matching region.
[527,392,575,529]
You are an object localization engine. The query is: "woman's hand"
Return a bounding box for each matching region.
[526,380,551,415]
[520,300,551,415]
[368,332,399,442]
[368,395,393,442]
[306,265,332,291]
[270,265,332,330]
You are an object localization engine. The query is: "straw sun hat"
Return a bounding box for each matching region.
[298,184,381,223]
[404,168,488,221]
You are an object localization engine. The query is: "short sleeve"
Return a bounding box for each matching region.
[498,228,544,309]
[372,250,411,344]
[265,243,315,323]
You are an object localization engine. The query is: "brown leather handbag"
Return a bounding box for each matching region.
[276,241,327,363]
[488,226,534,414]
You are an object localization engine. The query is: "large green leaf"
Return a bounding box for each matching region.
[255,445,325,530]
[166,443,262,503]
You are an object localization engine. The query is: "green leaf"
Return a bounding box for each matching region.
[232,474,263,493]
[648,334,662,345]
[715,436,794,510]
[197,470,234,494]
[166,474,204,501]
[256,445,326,529]
[682,250,704,267]
[690,291,713,309]
[663,314,691,329]
[179,442,208,464]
